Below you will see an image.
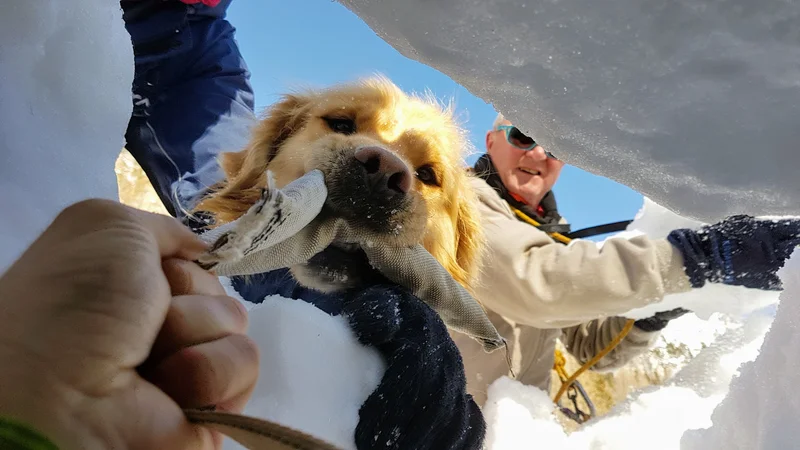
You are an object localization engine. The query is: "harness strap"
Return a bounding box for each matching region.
[565,220,634,240]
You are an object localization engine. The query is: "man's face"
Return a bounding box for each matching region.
[486,120,565,204]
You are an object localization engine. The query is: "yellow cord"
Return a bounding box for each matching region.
[553,349,570,383]
[510,207,573,244]
[509,205,637,411]
[553,319,636,405]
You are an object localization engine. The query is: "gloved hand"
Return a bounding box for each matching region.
[634,307,690,332]
[668,214,800,291]
[342,285,485,450]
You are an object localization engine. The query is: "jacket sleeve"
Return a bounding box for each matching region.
[559,317,660,371]
[472,183,693,330]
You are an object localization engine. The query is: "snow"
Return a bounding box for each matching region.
[219,279,385,450]
[337,0,800,222]
[0,1,133,273]
[681,253,800,450]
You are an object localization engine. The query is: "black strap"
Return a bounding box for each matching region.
[564,220,633,240]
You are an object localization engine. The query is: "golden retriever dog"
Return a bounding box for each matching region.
[194,76,483,293]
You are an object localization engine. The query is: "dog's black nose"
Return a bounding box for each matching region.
[354,146,412,195]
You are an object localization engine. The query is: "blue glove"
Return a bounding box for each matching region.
[342,285,485,450]
[668,215,800,291]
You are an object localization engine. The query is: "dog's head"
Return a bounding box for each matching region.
[196,77,483,292]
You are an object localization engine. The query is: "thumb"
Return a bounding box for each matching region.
[138,209,209,260]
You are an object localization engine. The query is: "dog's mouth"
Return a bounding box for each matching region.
[294,240,384,292]
[291,147,428,292]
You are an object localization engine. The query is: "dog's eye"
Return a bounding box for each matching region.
[324,117,356,135]
[415,165,439,186]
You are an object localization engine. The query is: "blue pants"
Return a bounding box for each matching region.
[122,0,256,219]
[121,1,309,306]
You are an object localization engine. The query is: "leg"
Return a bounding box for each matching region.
[123,3,256,218]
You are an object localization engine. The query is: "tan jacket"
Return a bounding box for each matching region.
[450,176,693,406]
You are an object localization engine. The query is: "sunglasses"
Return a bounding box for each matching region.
[496,125,558,159]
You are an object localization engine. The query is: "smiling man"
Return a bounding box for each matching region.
[482,114,565,219]
[451,113,696,407]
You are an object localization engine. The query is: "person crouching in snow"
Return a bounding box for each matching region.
[452,112,800,409]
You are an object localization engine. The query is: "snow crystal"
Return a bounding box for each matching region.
[0,1,133,272]
[337,0,800,221]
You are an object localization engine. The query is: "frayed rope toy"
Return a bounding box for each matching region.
[195,169,505,354]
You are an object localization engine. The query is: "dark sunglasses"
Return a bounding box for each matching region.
[496,125,557,159]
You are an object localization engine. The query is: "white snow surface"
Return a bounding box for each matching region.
[338,0,800,222]
[0,1,133,272]
[219,279,385,450]
[681,253,800,450]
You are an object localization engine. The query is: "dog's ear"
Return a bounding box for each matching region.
[194,94,310,225]
[450,184,484,292]
[434,181,484,292]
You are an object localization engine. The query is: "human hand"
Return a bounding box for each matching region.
[0,199,258,450]
[668,215,800,291]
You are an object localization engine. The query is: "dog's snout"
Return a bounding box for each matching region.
[324,145,420,235]
[354,146,412,194]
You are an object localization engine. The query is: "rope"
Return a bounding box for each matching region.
[553,349,570,383]
[509,205,637,417]
[553,319,636,404]
[511,207,572,244]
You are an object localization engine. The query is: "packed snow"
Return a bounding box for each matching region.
[0,1,133,273]
[338,0,800,222]
[680,253,800,450]
[219,282,385,450]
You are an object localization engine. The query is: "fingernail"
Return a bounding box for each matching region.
[185,236,210,258]
[221,295,249,332]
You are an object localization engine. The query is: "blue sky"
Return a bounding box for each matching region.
[226,0,643,236]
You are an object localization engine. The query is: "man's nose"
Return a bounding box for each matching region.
[526,145,549,161]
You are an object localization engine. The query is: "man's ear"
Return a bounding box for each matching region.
[194,94,310,225]
[485,130,494,153]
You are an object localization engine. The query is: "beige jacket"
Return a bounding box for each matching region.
[450,176,693,406]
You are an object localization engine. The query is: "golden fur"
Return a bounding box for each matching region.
[195,76,483,291]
